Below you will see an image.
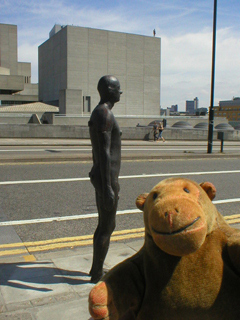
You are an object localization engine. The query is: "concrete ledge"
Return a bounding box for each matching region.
[0,124,239,140]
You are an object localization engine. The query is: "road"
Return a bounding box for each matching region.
[0,142,240,160]
[0,156,240,258]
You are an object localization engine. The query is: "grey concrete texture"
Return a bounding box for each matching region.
[39,25,160,117]
[0,124,239,142]
[0,23,38,106]
[0,240,144,320]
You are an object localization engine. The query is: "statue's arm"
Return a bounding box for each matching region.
[97,124,115,210]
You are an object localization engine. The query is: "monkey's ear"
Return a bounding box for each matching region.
[200,182,216,201]
[136,193,148,211]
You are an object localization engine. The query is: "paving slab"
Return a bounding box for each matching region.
[51,253,94,296]
[32,297,91,320]
[104,243,139,267]
[0,261,74,304]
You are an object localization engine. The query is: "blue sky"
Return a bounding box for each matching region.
[1,0,240,111]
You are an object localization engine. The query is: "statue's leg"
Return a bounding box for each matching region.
[90,192,117,283]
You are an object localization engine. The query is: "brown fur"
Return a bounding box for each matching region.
[89,178,240,319]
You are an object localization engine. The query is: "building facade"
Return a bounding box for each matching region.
[186,100,194,114]
[170,104,178,112]
[214,98,240,122]
[38,25,161,116]
[0,23,38,106]
[186,97,198,115]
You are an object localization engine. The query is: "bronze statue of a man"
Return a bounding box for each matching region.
[88,75,122,283]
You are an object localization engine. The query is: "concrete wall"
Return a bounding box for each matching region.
[0,113,45,124]
[53,115,228,127]
[19,83,38,96]
[18,62,31,78]
[59,89,83,115]
[0,74,24,92]
[0,124,239,140]
[39,25,161,117]
[0,23,39,105]
[0,67,10,75]
[0,24,18,75]
[39,28,67,104]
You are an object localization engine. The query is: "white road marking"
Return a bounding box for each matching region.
[0,209,139,226]
[0,200,240,227]
[0,147,239,152]
[214,198,240,204]
[1,169,240,185]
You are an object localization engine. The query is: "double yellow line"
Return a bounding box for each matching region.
[224,214,240,224]
[0,215,239,258]
[0,228,145,258]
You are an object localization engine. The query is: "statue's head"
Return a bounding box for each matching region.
[98,75,122,103]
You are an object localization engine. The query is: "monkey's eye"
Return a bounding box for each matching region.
[184,188,190,193]
[153,193,158,200]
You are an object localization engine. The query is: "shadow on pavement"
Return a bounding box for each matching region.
[0,261,91,292]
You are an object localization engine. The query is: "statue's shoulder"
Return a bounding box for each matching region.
[89,104,114,131]
[91,104,113,121]
[93,104,112,117]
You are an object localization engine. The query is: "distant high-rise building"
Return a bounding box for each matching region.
[186,100,194,114]
[186,97,198,114]
[170,104,178,112]
[194,97,199,110]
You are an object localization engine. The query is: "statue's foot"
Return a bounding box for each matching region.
[90,269,108,283]
[90,272,104,284]
[89,281,118,320]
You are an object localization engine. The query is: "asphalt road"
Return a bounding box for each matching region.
[0,157,240,259]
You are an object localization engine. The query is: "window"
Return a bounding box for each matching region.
[83,96,91,113]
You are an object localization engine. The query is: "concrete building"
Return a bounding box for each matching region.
[186,97,198,115]
[170,104,178,112]
[214,97,240,127]
[38,24,161,117]
[0,23,38,107]
[194,97,199,110]
[186,100,194,114]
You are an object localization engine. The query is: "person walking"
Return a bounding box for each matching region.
[153,121,158,141]
[157,121,165,142]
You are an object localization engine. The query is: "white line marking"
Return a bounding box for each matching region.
[120,170,240,179]
[0,177,90,185]
[0,200,240,227]
[0,209,139,226]
[0,147,239,153]
[214,198,240,204]
[123,148,239,151]
[1,169,240,185]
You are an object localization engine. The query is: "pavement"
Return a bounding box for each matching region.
[0,138,240,319]
[0,238,144,320]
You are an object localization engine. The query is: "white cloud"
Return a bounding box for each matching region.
[161,28,240,111]
[18,43,39,83]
